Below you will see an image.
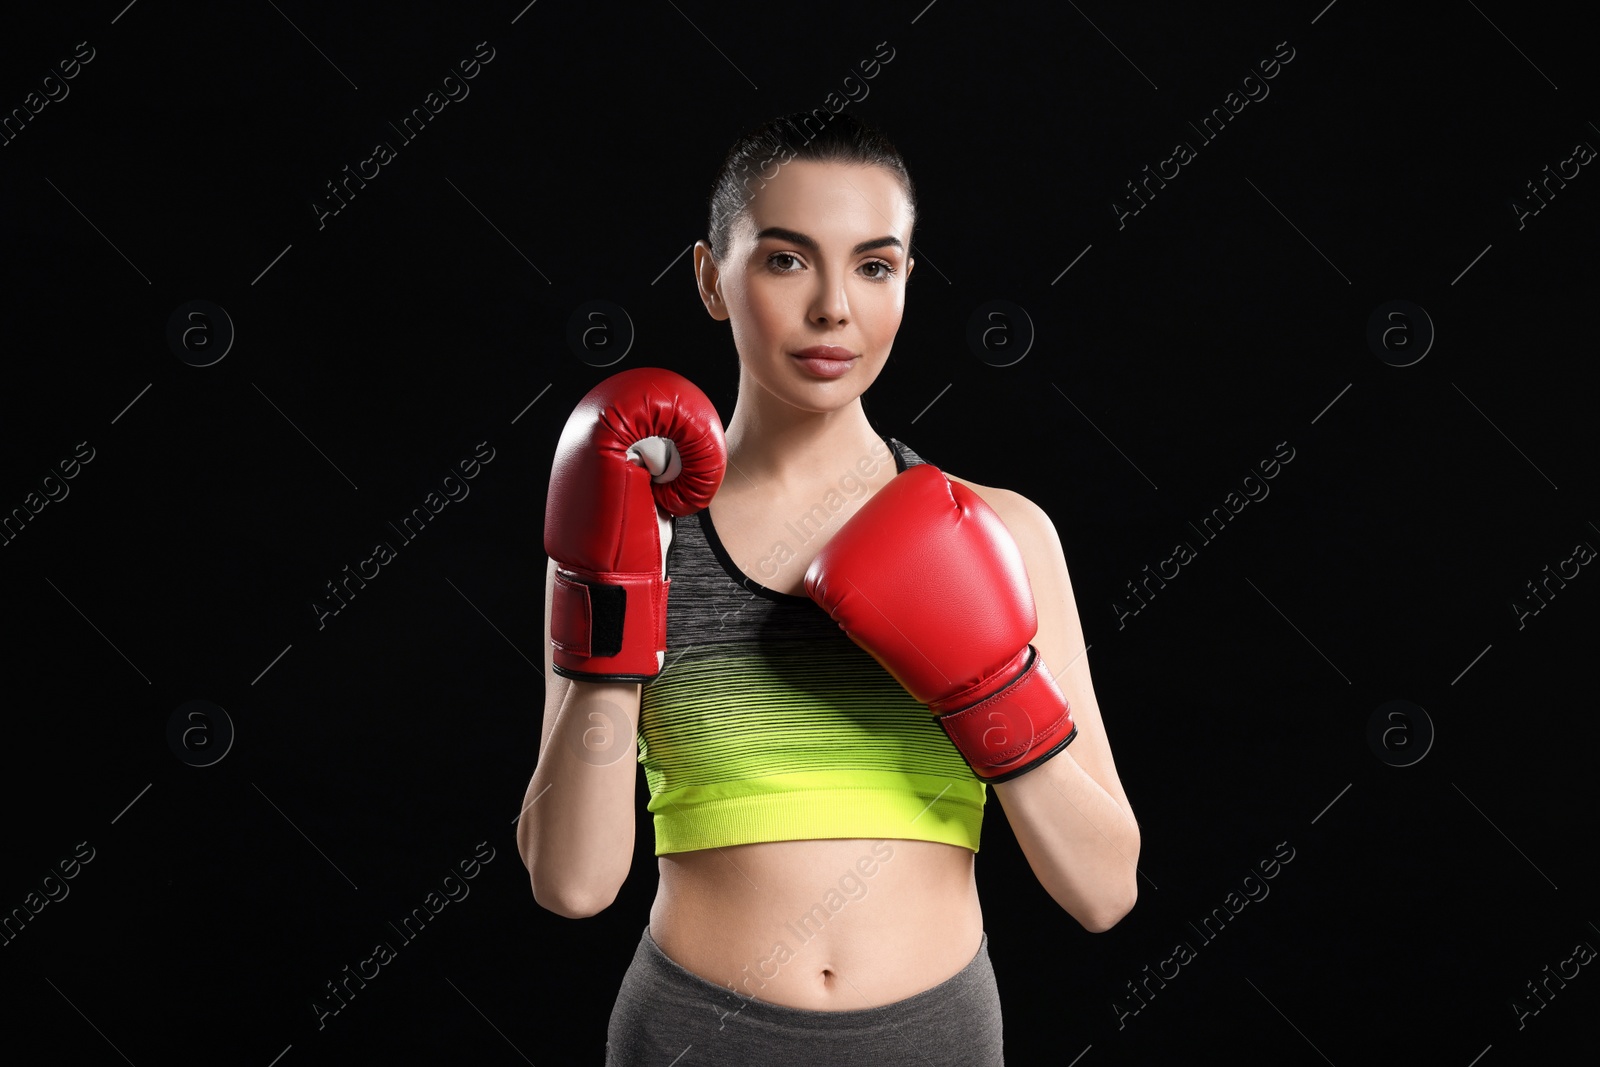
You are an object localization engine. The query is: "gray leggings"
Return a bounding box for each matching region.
[604,924,1004,1066]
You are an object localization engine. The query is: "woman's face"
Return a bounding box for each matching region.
[696,159,915,413]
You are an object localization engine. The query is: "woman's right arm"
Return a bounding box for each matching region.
[516,557,641,918]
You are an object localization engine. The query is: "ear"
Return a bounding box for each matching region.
[693,241,730,322]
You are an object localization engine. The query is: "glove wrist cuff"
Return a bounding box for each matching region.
[935,647,1077,783]
[550,567,667,681]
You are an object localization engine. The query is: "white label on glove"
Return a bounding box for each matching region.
[657,510,673,580]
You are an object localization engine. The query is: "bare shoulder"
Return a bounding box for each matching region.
[943,473,1059,553]
[944,475,1133,816]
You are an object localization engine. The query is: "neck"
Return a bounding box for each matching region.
[721,376,886,493]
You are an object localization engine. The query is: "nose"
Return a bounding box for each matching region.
[808,269,850,326]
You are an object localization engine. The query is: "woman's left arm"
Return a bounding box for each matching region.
[953,478,1142,933]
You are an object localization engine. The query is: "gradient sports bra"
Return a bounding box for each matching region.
[636,438,987,856]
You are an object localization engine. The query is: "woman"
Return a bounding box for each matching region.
[518,112,1140,1065]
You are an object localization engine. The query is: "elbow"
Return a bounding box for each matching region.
[531,877,617,919]
[518,822,629,918]
[1075,876,1139,934]
[1081,898,1135,933]
[1080,883,1138,933]
[1082,826,1142,932]
[525,849,622,919]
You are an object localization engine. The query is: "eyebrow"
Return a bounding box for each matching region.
[753,226,903,255]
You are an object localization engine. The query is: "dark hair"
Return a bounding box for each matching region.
[705,111,918,262]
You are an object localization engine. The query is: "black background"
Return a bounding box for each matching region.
[1,1,1595,1063]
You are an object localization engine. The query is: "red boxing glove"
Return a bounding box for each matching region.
[544,368,727,682]
[804,464,1076,782]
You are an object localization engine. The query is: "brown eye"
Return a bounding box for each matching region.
[861,260,896,281]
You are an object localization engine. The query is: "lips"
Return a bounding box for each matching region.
[792,346,859,361]
[790,345,860,379]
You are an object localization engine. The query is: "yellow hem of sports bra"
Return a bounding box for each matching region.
[648,775,985,856]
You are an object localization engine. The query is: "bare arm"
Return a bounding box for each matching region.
[952,478,1141,932]
[516,557,641,918]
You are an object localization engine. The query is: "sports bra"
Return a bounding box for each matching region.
[636,437,987,857]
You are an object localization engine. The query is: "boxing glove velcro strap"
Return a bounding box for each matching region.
[550,568,668,680]
[934,647,1078,783]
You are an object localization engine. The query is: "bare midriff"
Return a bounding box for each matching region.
[648,836,983,1011]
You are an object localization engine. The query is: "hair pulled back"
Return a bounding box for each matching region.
[705,111,918,262]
